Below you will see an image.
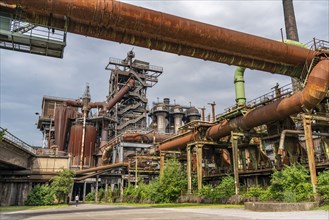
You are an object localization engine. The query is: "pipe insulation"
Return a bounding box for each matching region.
[0,0,317,76]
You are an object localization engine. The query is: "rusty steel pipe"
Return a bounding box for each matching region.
[158,60,329,151]
[0,0,317,76]
[158,132,197,151]
[105,78,135,110]
[75,162,128,174]
[206,59,329,140]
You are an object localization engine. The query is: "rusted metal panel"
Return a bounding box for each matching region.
[68,124,96,167]
[0,0,317,76]
[54,106,77,151]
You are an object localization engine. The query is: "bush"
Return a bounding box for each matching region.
[244,186,266,199]
[268,165,313,202]
[25,184,55,206]
[318,170,329,201]
[85,192,95,201]
[123,158,186,203]
[98,188,105,202]
[198,176,235,203]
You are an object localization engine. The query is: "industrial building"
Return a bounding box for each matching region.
[0,0,328,206]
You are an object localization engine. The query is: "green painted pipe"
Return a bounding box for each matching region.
[234,66,246,106]
[233,40,306,107]
[284,39,307,48]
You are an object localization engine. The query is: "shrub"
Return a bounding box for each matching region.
[85,192,95,201]
[198,176,235,203]
[318,170,329,201]
[244,186,266,200]
[268,165,313,202]
[98,188,105,202]
[123,158,186,203]
[215,176,235,199]
[25,184,55,206]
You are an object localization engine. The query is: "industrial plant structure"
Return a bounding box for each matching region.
[0,0,328,206]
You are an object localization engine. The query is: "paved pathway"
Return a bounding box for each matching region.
[1,204,328,220]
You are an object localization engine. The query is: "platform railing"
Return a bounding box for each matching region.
[0,127,35,155]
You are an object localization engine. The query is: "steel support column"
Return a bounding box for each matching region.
[231,133,240,195]
[196,144,203,191]
[83,181,87,202]
[303,115,317,193]
[95,175,99,202]
[187,145,192,194]
[160,151,165,178]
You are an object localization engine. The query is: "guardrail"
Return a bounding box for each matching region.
[0,127,36,155]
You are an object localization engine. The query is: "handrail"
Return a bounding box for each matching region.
[0,127,35,155]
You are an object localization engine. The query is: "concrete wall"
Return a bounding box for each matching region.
[32,156,69,172]
[245,202,319,211]
[0,182,31,206]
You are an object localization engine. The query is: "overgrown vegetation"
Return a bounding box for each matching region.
[198,176,235,203]
[25,185,55,206]
[50,169,74,203]
[85,191,95,202]
[25,169,74,205]
[0,128,7,141]
[243,165,314,203]
[123,158,187,203]
[317,170,329,201]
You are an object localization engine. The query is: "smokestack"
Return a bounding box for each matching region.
[282,0,301,91]
[283,0,299,41]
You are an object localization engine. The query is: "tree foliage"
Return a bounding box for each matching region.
[25,184,55,206]
[50,169,74,203]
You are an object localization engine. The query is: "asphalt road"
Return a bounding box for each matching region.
[1,204,328,220]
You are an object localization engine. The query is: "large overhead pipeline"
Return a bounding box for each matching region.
[0,0,317,77]
[206,59,329,140]
[159,59,329,151]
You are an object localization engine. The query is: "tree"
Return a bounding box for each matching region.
[50,169,74,203]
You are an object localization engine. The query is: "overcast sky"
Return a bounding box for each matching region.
[0,0,328,146]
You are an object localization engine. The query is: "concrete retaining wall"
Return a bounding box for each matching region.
[245,202,319,212]
[0,182,32,206]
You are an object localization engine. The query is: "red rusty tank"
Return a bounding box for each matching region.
[68,124,96,167]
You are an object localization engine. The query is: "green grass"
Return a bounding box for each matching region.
[0,204,68,213]
[313,204,329,210]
